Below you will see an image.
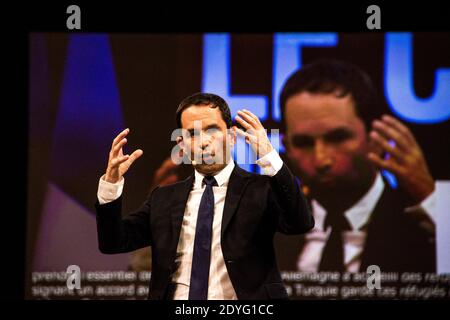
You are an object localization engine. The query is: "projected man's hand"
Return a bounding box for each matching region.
[367,114,435,205]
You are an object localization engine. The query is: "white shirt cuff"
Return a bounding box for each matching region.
[404,188,437,224]
[97,175,124,204]
[255,149,283,177]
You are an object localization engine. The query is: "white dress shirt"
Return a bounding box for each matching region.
[97,149,284,299]
[297,172,437,273]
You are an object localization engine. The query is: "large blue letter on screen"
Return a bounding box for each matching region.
[385,33,450,124]
[272,33,338,121]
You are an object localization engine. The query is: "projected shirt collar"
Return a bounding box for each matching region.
[312,172,385,231]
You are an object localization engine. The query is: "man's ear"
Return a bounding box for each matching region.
[230,126,237,146]
[176,136,185,156]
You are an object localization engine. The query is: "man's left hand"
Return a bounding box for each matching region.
[234,109,273,159]
[367,114,435,205]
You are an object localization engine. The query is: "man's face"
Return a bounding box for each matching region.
[283,92,374,196]
[180,105,235,175]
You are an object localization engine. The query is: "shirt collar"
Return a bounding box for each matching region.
[312,172,385,231]
[193,158,235,189]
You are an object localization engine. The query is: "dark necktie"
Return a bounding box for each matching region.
[188,175,218,300]
[318,210,351,272]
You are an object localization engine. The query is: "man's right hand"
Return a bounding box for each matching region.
[104,128,144,184]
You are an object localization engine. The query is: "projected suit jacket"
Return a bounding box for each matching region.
[275,180,436,273]
[95,163,314,300]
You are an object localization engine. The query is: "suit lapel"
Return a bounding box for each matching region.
[170,173,194,249]
[221,164,251,238]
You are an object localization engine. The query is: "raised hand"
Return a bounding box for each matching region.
[105,128,144,184]
[234,109,273,159]
[367,115,435,204]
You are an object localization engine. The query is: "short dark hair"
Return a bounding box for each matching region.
[176,92,232,129]
[279,59,378,131]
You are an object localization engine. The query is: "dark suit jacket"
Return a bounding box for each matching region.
[95,162,314,300]
[275,181,436,273]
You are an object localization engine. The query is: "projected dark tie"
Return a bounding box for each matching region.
[188,175,217,300]
[318,210,351,272]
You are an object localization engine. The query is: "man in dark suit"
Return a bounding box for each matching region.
[95,93,314,300]
[275,59,436,274]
